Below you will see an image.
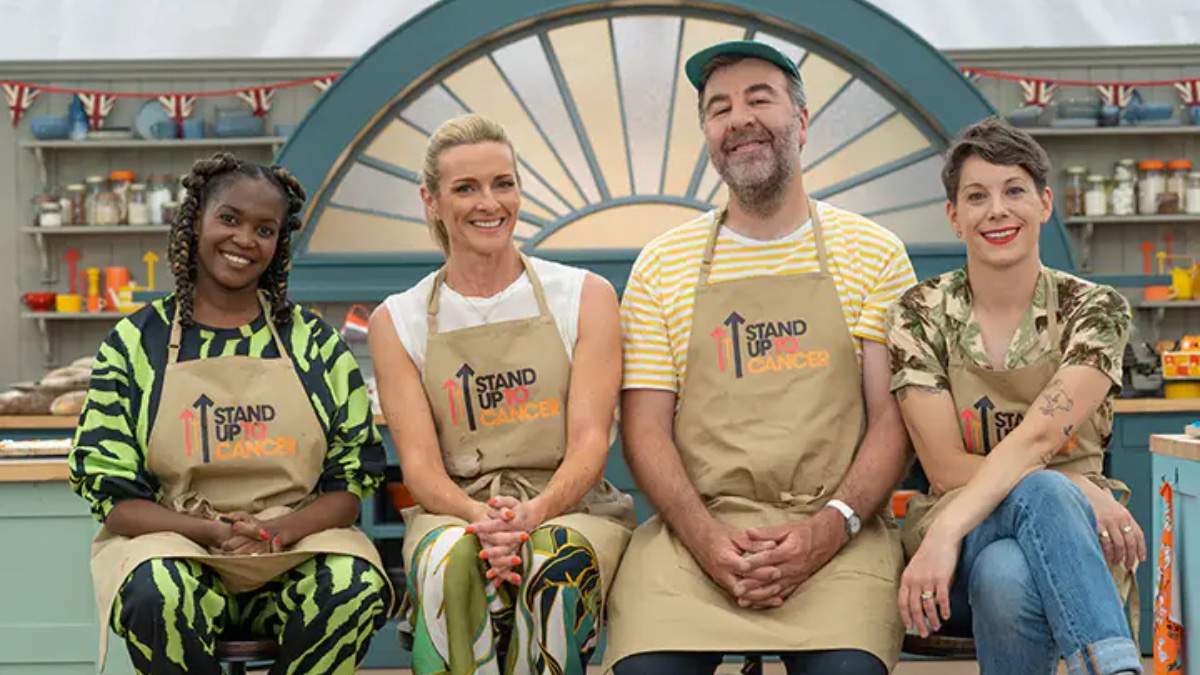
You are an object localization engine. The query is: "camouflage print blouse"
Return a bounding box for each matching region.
[886,266,1131,396]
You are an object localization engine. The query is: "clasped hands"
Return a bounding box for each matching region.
[466,495,545,588]
[205,511,286,555]
[691,509,847,610]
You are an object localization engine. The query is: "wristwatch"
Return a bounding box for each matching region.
[825,499,861,538]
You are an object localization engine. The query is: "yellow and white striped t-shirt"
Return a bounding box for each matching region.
[621,201,917,392]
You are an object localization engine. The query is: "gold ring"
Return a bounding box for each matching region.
[1122,525,1134,533]
[1100,530,1111,539]
[920,591,934,600]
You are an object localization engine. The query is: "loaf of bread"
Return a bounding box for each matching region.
[50,390,87,416]
[0,389,56,415]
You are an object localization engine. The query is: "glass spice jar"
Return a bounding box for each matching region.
[1110,159,1136,216]
[93,185,121,226]
[1084,174,1107,217]
[147,175,173,225]
[1186,171,1200,215]
[36,197,62,227]
[109,169,136,224]
[1164,159,1193,215]
[1138,159,1166,215]
[64,184,86,225]
[1063,166,1086,217]
[83,176,105,225]
[127,183,151,225]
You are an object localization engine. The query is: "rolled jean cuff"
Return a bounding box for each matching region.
[1065,636,1142,675]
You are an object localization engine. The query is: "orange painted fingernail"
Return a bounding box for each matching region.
[259,529,270,541]
[486,568,497,579]
[510,556,521,566]
[519,532,529,543]
[503,510,514,520]
[272,535,282,548]
[479,550,489,561]
[465,525,476,534]
[488,498,498,507]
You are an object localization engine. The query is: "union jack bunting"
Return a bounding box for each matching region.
[960,67,980,83]
[237,87,275,117]
[157,94,196,136]
[1018,79,1056,107]
[313,76,337,93]
[1175,79,1200,107]
[77,92,116,130]
[1096,83,1136,108]
[2,83,39,127]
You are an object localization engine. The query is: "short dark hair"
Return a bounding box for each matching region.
[697,54,806,122]
[941,116,1051,202]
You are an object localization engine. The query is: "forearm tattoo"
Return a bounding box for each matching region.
[1036,378,1074,417]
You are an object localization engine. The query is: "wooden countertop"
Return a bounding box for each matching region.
[1150,434,1200,461]
[0,400,1198,433]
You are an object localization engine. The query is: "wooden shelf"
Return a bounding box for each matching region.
[20,137,285,150]
[21,311,127,320]
[0,415,76,429]
[0,459,69,483]
[1135,301,1200,309]
[1025,126,1200,137]
[1117,398,1200,414]
[23,225,170,235]
[1066,214,1200,225]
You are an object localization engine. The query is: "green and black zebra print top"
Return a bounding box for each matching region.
[69,294,386,522]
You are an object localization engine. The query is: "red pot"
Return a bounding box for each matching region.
[21,292,57,311]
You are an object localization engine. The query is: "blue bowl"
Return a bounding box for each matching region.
[148,120,179,140]
[214,114,265,138]
[1188,106,1200,126]
[182,118,206,139]
[1125,102,1175,124]
[29,115,70,140]
[1006,105,1044,128]
[1098,104,1121,127]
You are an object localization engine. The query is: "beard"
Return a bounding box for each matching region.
[711,114,802,218]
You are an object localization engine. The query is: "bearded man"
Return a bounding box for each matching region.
[603,41,918,675]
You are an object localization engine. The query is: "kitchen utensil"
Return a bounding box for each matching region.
[134,100,173,140]
[64,249,81,295]
[21,292,56,311]
[85,267,101,313]
[55,294,82,313]
[1141,241,1155,275]
[29,115,70,139]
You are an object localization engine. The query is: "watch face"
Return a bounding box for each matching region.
[848,515,862,534]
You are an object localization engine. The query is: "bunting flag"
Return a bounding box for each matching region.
[157,94,196,136]
[313,76,337,93]
[960,67,980,83]
[1096,83,1137,108]
[77,92,116,129]
[2,83,38,127]
[1175,79,1200,107]
[237,87,275,117]
[1019,79,1056,107]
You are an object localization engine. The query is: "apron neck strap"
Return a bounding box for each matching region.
[1042,268,1060,348]
[167,291,285,365]
[426,251,549,333]
[700,200,826,285]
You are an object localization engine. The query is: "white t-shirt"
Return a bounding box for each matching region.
[383,256,587,372]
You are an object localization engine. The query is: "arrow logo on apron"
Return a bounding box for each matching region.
[723,311,745,378]
[960,408,976,454]
[710,326,728,372]
[193,394,214,463]
[974,396,995,454]
[179,408,195,456]
[456,363,477,431]
[442,378,461,425]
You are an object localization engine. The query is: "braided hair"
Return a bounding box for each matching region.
[168,152,306,328]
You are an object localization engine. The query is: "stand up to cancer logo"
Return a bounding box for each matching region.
[442,363,561,431]
[710,311,830,378]
[178,395,297,463]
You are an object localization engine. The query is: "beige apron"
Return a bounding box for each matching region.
[402,254,634,596]
[90,293,390,668]
[603,203,905,671]
[900,269,1138,637]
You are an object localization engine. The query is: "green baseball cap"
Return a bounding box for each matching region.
[684,40,802,91]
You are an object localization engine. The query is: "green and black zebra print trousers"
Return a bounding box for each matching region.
[112,553,392,674]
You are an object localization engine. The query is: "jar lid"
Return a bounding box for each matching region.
[1066,166,1087,174]
[66,183,85,190]
[1087,174,1105,181]
[1139,159,1166,170]
[1168,159,1194,170]
[1119,158,1136,165]
[130,183,147,189]
[39,202,61,211]
[85,175,105,183]
[110,170,136,181]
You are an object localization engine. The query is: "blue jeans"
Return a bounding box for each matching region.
[948,471,1141,675]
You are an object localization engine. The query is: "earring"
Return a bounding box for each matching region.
[954,230,962,239]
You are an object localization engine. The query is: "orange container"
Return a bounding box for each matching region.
[891,490,918,519]
[104,266,130,310]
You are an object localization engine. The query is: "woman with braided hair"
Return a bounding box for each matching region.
[69,152,395,674]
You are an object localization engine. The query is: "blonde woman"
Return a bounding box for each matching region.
[369,114,634,674]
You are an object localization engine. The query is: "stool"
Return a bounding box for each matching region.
[901,633,976,659]
[216,638,279,674]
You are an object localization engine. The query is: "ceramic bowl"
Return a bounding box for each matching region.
[29,115,70,140]
[21,291,57,311]
[214,114,265,138]
[182,118,206,139]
